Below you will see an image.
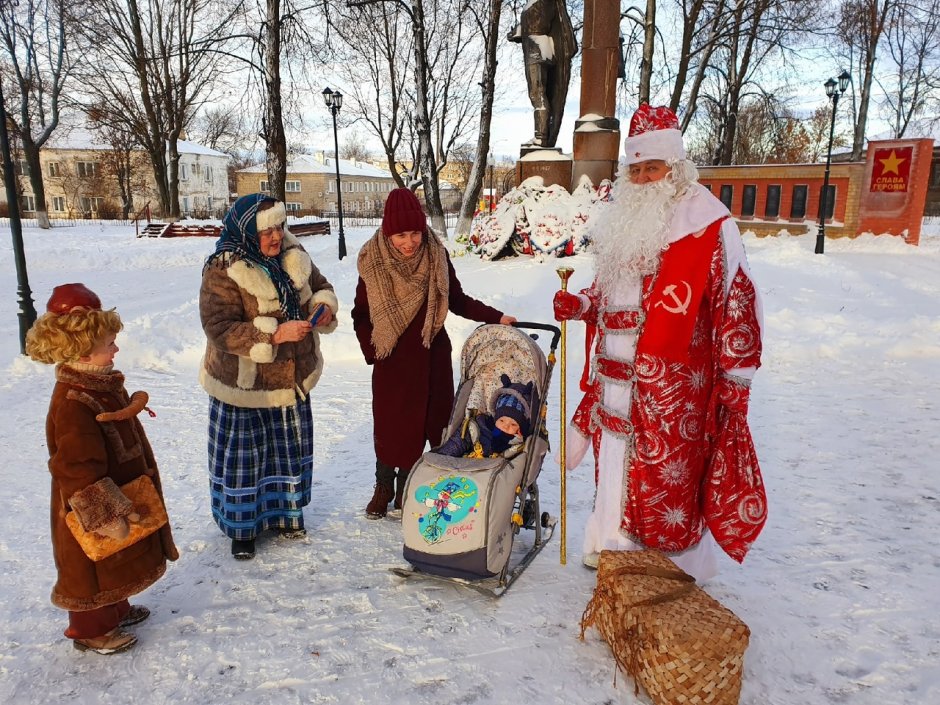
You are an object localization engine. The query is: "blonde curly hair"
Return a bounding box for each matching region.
[25,308,123,364]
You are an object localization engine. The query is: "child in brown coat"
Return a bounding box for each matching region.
[26,283,178,655]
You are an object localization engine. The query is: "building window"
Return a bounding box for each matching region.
[182,196,190,212]
[740,185,756,217]
[764,185,781,217]
[719,185,733,210]
[21,194,36,212]
[207,197,213,210]
[15,159,30,176]
[52,196,65,212]
[260,180,270,192]
[179,163,189,181]
[192,163,201,176]
[328,181,335,193]
[48,162,61,177]
[80,196,104,213]
[790,185,808,218]
[77,161,98,178]
[286,180,301,192]
[819,184,836,220]
[205,167,212,182]
[286,202,302,212]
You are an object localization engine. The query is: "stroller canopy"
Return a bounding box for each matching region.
[460,324,549,415]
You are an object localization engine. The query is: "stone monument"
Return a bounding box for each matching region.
[510,0,577,189]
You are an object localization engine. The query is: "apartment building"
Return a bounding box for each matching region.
[4,129,230,219]
[235,152,397,215]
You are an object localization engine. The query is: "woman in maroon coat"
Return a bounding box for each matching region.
[352,188,516,518]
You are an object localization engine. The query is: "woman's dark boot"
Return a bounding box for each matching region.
[365,462,396,519]
[394,468,410,511]
[231,538,256,560]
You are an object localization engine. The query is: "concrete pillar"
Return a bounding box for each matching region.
[572,0,621,189]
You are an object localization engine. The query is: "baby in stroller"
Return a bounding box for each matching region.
[436,375,535,459]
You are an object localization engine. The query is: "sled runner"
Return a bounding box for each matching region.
[393,322,560,597]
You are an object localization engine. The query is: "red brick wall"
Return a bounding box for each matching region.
[697,162,865,238]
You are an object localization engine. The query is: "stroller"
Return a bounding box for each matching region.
[393,322,560,596]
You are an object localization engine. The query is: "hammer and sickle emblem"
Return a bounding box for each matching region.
[654,281,692,315]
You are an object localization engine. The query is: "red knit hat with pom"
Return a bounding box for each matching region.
[382,188,427,236]
[46,283,102,314]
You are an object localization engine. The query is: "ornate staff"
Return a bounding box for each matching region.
[556,266,574,565]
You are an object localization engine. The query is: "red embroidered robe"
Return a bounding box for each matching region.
[571,218,766,562]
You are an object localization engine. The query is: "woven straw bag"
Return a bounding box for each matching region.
[580,549,750,705]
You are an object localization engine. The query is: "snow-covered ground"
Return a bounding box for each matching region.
[0,220,938,705]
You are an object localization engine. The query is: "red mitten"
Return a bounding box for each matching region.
[553,290,583,321]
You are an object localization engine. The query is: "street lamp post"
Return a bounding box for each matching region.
[322,87,347,260]
[488,152,495,214]
[816,69,851,255]
[0,82,37,353]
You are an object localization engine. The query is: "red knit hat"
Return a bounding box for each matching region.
[623,104,686,166]
[382,188,427,236]
[46,283,102,314]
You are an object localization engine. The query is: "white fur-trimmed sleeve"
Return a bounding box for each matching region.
[310,289,339,334]
[249,316,278,362]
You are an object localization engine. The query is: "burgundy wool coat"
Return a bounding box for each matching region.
[352,258,504,470]
[45,365,179,612]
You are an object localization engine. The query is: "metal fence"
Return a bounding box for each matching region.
[2,209,463,231]
[0,216,135,228]
[318,211,460,230]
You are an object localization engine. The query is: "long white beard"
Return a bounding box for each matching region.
[590,178,679,294]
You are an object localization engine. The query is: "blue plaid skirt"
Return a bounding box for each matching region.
[207,396,313,540]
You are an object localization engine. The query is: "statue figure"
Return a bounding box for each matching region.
[509,0,577,149]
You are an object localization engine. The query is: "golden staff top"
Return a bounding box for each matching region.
[556,266,574,565]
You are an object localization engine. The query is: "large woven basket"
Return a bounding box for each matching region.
[580,549,750,705]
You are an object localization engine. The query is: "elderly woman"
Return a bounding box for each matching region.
[199,194,338,560]
[352,187,516,519]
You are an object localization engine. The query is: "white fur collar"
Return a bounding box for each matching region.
[226,232,312,304]
[667,183,730,243]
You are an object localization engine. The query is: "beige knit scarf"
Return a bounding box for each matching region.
[357,228,450,359]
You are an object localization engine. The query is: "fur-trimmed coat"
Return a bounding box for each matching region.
[46,365,179,612]
[199,232,338,408]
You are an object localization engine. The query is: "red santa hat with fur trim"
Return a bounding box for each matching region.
[622,104,686,166]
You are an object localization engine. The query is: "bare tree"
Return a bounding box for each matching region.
[0,0,70,229]
[347,0,477,235]
[699,0,808,165]
[878,0,940,138]
[190,104,248,154]
[87,115,152,218]
[74,0,226,218]
[455,0,502,238]
[838,0,895,159]
[329,1,411,187]
[339,130,373,162]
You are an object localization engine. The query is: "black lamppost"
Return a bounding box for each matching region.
[0,82,37,353]
[488,151,494,213]
[816,69,851,255]
[322,87,347,260]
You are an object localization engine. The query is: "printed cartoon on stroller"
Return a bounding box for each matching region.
[392,322,560,596]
